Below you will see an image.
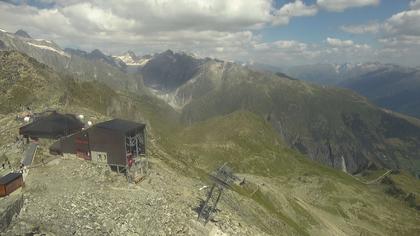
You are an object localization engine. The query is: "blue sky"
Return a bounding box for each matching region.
[0,0,419,66]
[263,0,409,44]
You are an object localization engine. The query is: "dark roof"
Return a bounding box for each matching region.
[22,143,38,166]
[0,173,22,185]
[19,112,84,139]
[94,119,145,133]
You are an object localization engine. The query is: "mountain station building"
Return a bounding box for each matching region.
[50,119,146,172]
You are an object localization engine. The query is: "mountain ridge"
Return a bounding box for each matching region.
[0,29,142,92]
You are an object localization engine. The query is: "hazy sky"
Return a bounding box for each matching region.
[0,0,419,66]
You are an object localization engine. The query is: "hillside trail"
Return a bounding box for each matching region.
[349,170,392,185]
[293,197,346,236]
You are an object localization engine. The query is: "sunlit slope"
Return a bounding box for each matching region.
[0,50,66,112]
[165,111,420,235]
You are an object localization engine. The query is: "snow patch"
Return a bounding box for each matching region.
[341,156,347,173]
[34,39,52,44]
[114,51,152,66]
[116,54,150,66]
[0,28,6,33]
[137,58,150,66]
[148,87,191,110]
[27,42,69,57]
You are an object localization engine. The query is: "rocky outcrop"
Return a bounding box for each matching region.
[0,193,24,232]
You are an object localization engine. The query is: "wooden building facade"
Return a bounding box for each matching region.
[0,173,23,197]
[50,119,146,170]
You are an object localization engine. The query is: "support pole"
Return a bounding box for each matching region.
[198,184,216,221]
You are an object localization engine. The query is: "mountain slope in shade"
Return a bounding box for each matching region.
[140,50,205,91]
[14,29,31,38]
[136,53,420,175]
[339,68,420,118]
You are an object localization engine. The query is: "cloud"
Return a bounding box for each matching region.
[340,22,381,34]
[341,4,420,44]
[249,37,377,66]
[0,0,418,67]
[410,0,420,10]
[326,37,354,47]
[0,0,322,59]
[317,0,379,12]
[272,0,318,25]
[338,3,420,66]
[0,0,272,56]
[379,35,420,46]
[325,37,370,50]
[384,8,420,36]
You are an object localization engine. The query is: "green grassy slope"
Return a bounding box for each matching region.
[165,110,420,235]
[0,51,66,113]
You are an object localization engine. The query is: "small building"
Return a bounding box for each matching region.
[0,173,23,197]
[19,111,84,139]
[50,119,146,171]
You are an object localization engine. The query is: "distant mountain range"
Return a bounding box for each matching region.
[0,29,142,92]
[283,63,420,118]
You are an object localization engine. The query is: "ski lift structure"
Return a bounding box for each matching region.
[197,163,240,224]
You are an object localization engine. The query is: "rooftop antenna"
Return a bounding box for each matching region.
[197,163,240,224]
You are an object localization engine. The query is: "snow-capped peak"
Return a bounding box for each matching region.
[34,38,52,44]
[114,51,150,66]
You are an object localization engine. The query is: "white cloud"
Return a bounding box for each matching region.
[379,35,420,46]
[340,22,381,34]
[341,6,420,37]
[0,0,323,60]
[327,37,370,51]
[384,9,420,36]
[0,0,271,56]
[338,3,420,66]
[410,0,420,10]
[317,0,379,12]
[272,0,318,25]
[0,0,419,67]
[336,0,420,45]
[326,37,354,47]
